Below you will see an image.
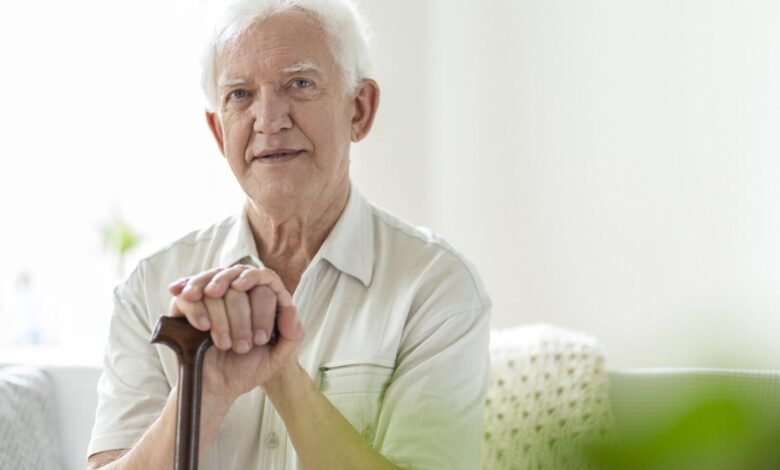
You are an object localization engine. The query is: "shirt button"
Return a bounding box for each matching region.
[267,432,280,449]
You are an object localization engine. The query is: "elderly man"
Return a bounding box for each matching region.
[87,0,490,469]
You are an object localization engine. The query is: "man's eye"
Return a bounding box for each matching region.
[290,79,312,89]
[228,89,248,100]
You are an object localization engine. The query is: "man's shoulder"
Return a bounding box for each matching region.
[129,215,241,285]
[369,203,456,255]
[369,203,471,272]
[149,215,238,261]
[368,204,491,311]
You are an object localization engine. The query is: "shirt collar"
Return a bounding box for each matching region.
[315,186,374,286]
[217,210,262,269]
[216,185,374,286]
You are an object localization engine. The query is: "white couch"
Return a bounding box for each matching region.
[45,366,102,470]
[2,326,779,470]
[0,364,101,470]
[28,366,780,470]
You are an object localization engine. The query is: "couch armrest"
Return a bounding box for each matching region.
[608,368,780,435]
[45,365,102,470]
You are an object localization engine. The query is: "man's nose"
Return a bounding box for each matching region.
[251,88,293,134]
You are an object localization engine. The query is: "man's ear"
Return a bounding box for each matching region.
[205,111,226,155]
[350,79,380,142]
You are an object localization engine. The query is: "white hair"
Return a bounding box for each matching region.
[201,0,373,112]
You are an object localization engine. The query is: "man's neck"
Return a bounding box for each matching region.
[244,185,350,292]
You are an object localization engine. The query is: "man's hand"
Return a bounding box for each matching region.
[166,266,303,403]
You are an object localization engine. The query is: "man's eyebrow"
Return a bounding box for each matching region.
[218,78,248,89]
[216,63,322,89]
[280,62,322,75]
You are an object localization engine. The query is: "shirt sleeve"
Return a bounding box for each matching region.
[87,263,171,457]
[372,281,492,469]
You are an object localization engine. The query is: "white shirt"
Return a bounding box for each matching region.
[88,187,492,470]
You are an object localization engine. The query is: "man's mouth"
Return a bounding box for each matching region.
[253,149,304,164]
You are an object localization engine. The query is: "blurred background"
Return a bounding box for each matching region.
[0,0,778,369]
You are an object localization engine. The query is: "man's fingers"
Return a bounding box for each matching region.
[203,296,232,350]
[263,305,303,370]
[231,269,293,307]
[224,288,253,353]
[249,286,277,346]
[204,265,250,298]
[181,267,223,301]
[169,297,211,331]
[275,304,304,343]
[168,277,189,296]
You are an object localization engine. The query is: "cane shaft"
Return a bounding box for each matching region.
[151,316,213,470]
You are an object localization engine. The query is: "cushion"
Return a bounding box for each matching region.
[482,324,611,470]
[0,366,63,470]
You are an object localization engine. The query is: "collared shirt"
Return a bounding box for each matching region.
[88,186,491,470]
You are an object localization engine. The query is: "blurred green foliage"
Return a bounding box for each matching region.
[583,394,780,470]
[101,219,141,277]
[102,220,140,255]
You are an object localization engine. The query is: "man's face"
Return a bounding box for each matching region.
[208,10,360,214]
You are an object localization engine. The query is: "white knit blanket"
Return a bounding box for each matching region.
[0,366,62,470]
[482,324,611,470]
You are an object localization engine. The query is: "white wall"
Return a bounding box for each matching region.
[1,0,777,369]
[355,0,780,369]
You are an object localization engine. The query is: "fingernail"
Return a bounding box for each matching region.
[254,330,268,345]
[220,334,232,350]
[198,316,211,330]
[235,340,251,354]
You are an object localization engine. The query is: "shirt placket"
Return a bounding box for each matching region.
[258,398,288,469]
[257,260,319,470]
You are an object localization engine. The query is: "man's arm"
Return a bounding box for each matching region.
[87,385,231,469]
[171,267,403,470]
[87,450,124,469]
[90,265,396,470]
[373,307,491,469]
[264,362,400,470]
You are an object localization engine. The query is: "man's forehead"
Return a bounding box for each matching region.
[215,13,335,86]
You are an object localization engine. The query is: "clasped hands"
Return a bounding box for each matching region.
[167,265,304,401]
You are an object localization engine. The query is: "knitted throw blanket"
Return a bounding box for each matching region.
[0,366,63,470]
[482,324,611,470]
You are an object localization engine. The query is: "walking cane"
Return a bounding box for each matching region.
[150,316,213,470]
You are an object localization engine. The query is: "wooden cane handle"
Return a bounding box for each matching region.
[150,316,213,470]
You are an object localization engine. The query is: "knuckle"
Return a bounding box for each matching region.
[224,287,245,304]
[225,290,250,320]
[263,268,280,280]
[252,285,275,301]
[193,301,208,318]
[233,329,251,342]
[198,267,221,281]
[210,319,228,336]
[202,296,220,311]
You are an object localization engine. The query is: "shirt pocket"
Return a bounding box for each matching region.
[318,361,394,443]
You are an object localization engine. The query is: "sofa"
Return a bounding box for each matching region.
[482,326,780,469]
[1,325,779,470]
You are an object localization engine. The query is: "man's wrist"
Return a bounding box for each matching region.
[263,361,310,402]
[200,386,234,422]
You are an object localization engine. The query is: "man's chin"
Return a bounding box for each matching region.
[245,182,302,211]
